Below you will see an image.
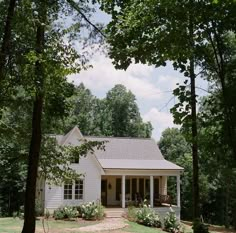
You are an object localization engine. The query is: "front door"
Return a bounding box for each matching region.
[101,180,107,206]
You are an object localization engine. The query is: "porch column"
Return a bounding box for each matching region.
[177,174,180,207]
[122,175,126,208]
[150,175,154,207]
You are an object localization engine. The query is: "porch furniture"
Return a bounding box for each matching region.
[154,194,172,206]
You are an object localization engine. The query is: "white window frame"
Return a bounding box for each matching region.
[75,179,84,200]
[63,179,84,200]
[64,183,73,200]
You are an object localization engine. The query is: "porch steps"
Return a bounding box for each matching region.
[105,208,125,218]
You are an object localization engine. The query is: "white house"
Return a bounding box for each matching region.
[37,126,183,218]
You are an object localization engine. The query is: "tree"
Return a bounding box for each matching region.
[100,0,202,223]
[0,0,105,231]
[104,84,152,137]
[64,83,152,138]
[0,0,17,81]
[159,128,190,162]
[159,127,211,222]
[100,1,236,227]
[63,83,101,135]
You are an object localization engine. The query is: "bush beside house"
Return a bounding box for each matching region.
[53,201,104,220]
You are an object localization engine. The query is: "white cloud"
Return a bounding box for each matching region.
[157,75,182,90]
[68,55,163,100]
[143,107,179,140]
[67,53,184,141]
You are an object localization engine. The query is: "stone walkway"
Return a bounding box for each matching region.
[78,218,128,232]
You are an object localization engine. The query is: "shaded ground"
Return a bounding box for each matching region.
[0,217,235,233]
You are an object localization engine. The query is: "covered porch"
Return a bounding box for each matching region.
[101,170,181,210]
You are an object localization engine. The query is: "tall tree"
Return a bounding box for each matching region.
[0,0,17,81]
[104,84,152,137]
[64,83,152,138]
[100,0,202,224]
[21,1,47,232]
[100,1,236,227]
[64,83,101,135]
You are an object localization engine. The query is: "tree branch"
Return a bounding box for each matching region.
[66,0,106,38]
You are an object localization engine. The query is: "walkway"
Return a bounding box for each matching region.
[78,218,128,232]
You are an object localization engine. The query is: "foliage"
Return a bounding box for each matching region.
[53,206,79,220]
[64,83,153,138]
[100,0,236,227]
[35,200,44,217]
[53,208,65,220]
[136,204,161,228]
[163,209,181,233]
[39,136,106,185]
[80,201,105,220]
[44,209,50,219]
[127,206,137,222]
[192,218,209,233]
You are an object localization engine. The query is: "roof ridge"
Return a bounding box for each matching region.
[84,136,154,140]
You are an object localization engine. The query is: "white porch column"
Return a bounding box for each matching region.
[177,174,180,207]
[122,175,126,208]
[150,175,154,207]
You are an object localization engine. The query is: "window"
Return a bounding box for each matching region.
[125,179,130,194]
[116,178,121,201]
[75,180,83,200]
[64,180,84,200]
[64,183,73,200]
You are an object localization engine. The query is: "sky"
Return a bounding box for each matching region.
[68,6,208,141]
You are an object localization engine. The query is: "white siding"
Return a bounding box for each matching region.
[44,127,103,211]
[45,154,102,211]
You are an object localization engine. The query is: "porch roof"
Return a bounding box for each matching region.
[98,159,183,170]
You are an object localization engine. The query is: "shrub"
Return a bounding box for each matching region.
[45,209,50,219]
[53,207,65,220]
[136,204,161,227]
[35,200,44,217]
[95,201,105,220]
[164,209,181,233]
[53,206,79,220]
[127,206,137,221]
[18,205,24,219]
[192,218,209,233]
[80,201,104,220]
[12,211,18,218]
[63,206,79,219]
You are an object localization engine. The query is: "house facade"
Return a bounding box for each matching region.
[37,126,183,218]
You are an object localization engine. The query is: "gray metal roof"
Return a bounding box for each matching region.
[84,137,164,160]
[98,159,183,170]
[85,136,183,170]
[55,127,184,171]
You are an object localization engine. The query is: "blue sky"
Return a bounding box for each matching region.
[68,6,208,141]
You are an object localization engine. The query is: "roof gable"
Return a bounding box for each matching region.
[55,127,183,171]
[84,136,164,160]
[61,126,83,146]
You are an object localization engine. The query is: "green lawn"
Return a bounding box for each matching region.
[123,221,167,233]
[123,220,193,233]
[0,217,232,233]
[0,217,98,233]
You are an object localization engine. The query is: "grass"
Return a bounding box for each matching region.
[0,217,235,233]
[123,220,166,233]
[0,217,99,233]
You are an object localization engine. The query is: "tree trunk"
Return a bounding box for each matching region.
[190,58,200,220]
[0,0,17,81]
[209,28,236,162]
[188,5,200,223]
[21,94,43,233]
[21,2,46,232]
